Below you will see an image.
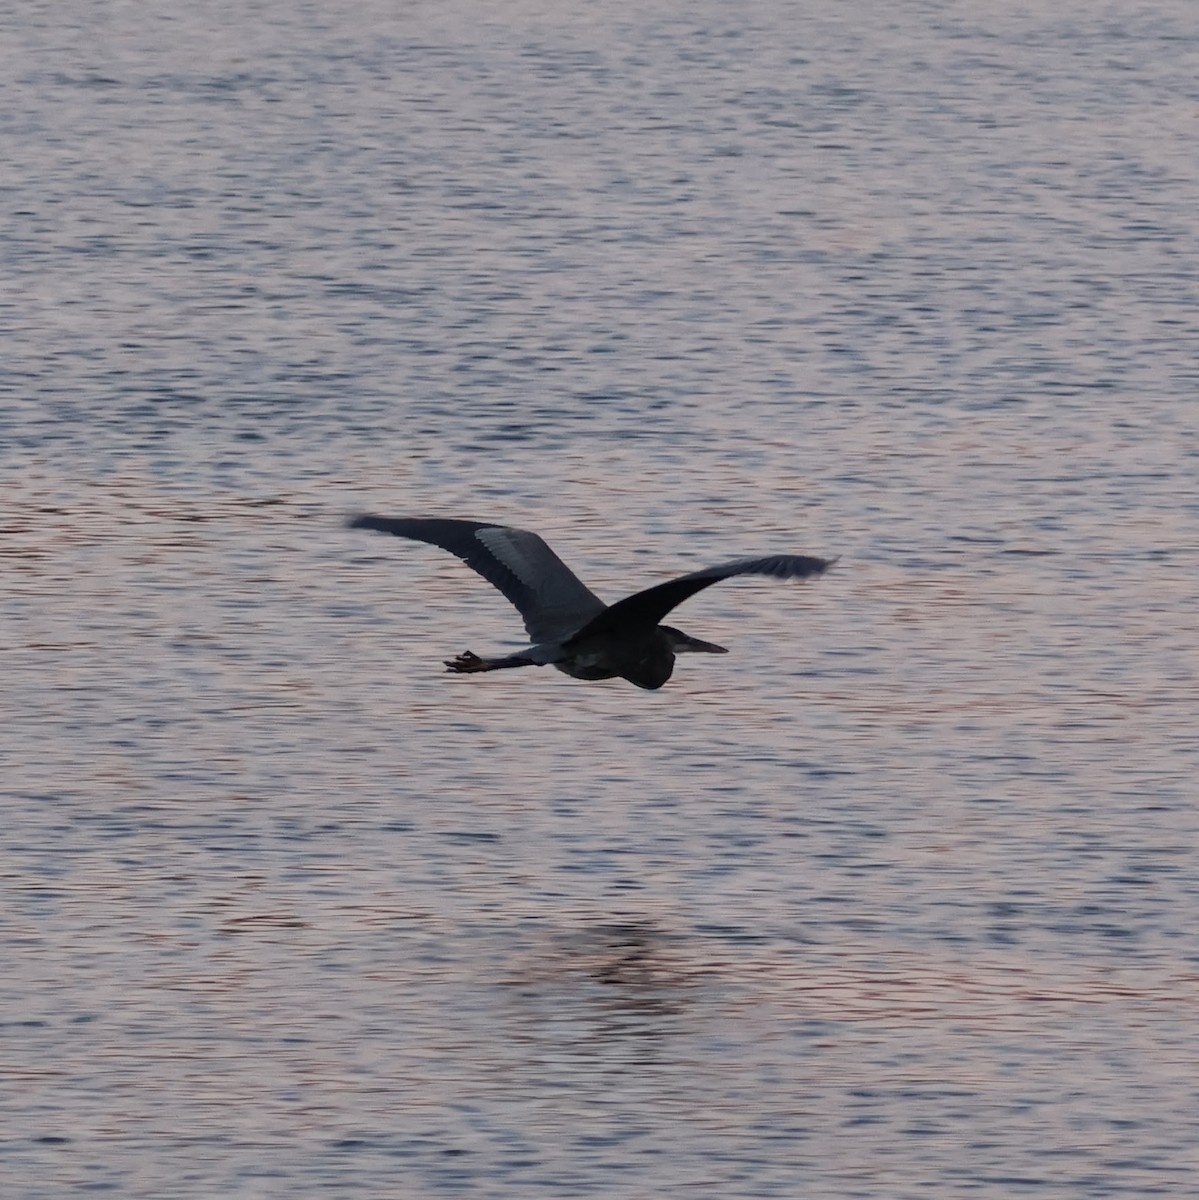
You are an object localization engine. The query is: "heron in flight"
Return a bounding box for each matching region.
[348,516,833,690]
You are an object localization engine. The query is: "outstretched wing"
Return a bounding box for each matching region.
[348,516,606,643]
[566,554,834,643]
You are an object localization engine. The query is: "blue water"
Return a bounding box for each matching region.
[2,2,1197,1197]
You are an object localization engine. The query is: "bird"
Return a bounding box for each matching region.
[347,516,834,690]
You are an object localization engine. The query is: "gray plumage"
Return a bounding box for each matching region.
[348,515,834,690]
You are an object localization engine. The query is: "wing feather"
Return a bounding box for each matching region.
[348,516,605,642]
[566,553,834,643]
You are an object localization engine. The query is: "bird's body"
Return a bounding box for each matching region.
[348,516,833,690]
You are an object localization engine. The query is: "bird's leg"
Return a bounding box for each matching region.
[444,650,536,674]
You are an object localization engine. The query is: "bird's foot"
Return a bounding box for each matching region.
[445,651,486,673]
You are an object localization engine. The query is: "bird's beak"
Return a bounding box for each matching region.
[679,635,728,655]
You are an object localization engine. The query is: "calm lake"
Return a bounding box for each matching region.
[2,1,1197,1196]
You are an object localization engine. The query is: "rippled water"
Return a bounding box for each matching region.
[3,1,1198,1196]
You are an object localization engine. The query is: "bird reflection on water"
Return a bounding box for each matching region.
[503,920,697,1032]
[348,516,834,689]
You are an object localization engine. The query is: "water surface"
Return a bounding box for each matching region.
[2,1,1197,1196]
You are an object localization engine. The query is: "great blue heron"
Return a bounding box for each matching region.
[348,516,834,690]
